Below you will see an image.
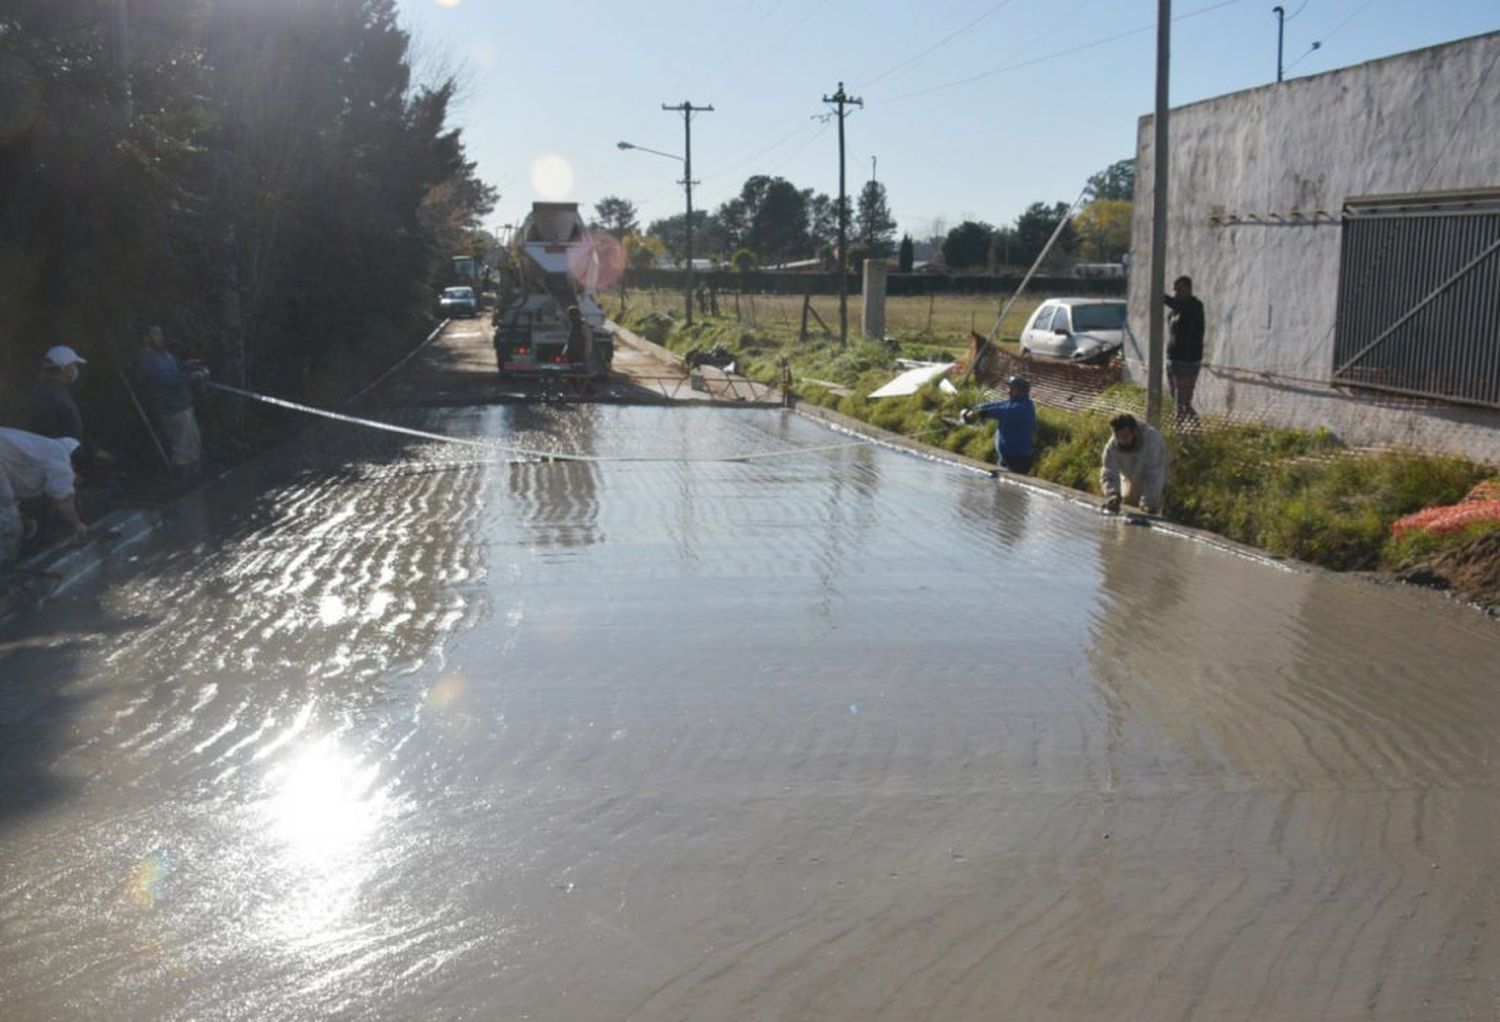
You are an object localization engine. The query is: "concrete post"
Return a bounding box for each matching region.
[862,259,888,341]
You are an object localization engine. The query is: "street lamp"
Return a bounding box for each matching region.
[617,141,681,162]
[617,139,694,322]
[618,100,711,326]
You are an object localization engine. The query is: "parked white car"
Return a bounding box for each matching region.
[1019,298,1127,362]
[438,286,479,318]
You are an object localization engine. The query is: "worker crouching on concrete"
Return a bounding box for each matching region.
[1100,412,1168,515]
[0,428,89,564]
[960,375,1036,474]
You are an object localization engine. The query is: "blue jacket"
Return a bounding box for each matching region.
[973,396,1036,459]
[27,376,84,441]
[135,348,199,416]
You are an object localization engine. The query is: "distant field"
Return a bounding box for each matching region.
[610,288,1048,354]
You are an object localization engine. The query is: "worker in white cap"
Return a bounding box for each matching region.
[28,345,88,443]
[0,427,88,563]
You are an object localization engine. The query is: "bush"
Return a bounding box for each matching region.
[1033,409,1110,491]
[634,311,676,345]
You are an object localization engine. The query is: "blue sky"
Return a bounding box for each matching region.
[393,0,1499,242]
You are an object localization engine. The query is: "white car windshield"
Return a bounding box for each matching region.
[1071,303,1126,331]
[444,288,474,299]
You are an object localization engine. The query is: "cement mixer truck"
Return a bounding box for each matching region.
[492,202,614,392]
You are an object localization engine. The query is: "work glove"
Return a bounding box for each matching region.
[1101,494,1122,513]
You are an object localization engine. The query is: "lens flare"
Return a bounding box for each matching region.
[425,673,466,711]
[470,40,498,68]
[436,0,462,8]
[573,233,625,292]
[530,155,575,201]
[124,849,174,909]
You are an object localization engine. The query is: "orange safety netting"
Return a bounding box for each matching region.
[1391,480,1500,538]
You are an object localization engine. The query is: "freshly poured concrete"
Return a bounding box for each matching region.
[1,404,1496,1020]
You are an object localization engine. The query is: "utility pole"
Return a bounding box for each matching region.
[1147,0,1171,427]
[1273,5,1285,82]
[823,82,862,345]
[663,101,713,325]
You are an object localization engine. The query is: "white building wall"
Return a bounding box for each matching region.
[1126,31,1500,462]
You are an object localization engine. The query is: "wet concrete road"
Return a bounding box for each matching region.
[1,403,1498,1021]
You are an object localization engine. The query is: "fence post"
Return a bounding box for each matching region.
[862,258,888,341]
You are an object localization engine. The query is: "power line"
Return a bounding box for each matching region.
[619,5,765,143]
[876,0,1241,103]
[631,118,826,216]
[853,0,1021,91]
[875,0,1100,106]
[1286,0,1379,71]
[698,118,824,184]
[690,0,785,93]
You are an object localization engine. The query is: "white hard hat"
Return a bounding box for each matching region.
[44,345,87,368]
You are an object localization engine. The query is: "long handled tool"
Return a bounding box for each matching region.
[104,341,172,472]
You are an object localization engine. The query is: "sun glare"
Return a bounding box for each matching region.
[264,738,387,864]
[530,154,575,201]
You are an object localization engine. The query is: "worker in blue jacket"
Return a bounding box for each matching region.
[960,375,1036,474]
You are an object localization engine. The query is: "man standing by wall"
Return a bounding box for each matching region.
[1163,275,1205,423]
[960,375,1037,474]
[134,325,208,481]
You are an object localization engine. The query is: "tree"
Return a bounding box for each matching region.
[1073,199,1133,262]
[749,178,809,265]
[855,180,897,258]
[714,175,810,265]
[1085,159,1135,201]
[898,234,914,274]
[988,228,1020,271]
[646,210,717,265]
[1013,202,1079,269]
[806,191,845,249]
[714,175,771,252]
[942,221,995,271]
[591,196,639,237]
[0,0,497,419]
[623,234,666,271]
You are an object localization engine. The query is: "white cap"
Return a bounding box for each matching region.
[44,345,87,368]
